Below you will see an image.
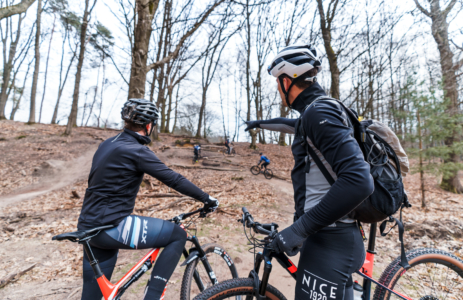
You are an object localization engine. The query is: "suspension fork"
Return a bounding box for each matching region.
[191,236,218,285]
[259,249,273,297]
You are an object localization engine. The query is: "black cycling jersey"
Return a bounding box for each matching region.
[258,82,374,234]
[78,129,209,230]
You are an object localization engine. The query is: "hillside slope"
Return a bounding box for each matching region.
[0,120,462,299]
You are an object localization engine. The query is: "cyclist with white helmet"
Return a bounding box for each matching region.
[245,45,374,300]
[77,99,219,300]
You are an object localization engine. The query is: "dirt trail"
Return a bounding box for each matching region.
[0,148,96,209]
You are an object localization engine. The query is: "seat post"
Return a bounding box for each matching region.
[82,240,104,278]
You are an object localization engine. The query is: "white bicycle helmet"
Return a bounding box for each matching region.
[267,44,322,108]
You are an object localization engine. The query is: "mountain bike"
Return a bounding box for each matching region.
[52,208,239,300]
[250,165,273,179]
[193,207,463,300]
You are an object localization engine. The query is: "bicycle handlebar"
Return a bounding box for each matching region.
[168,208,205,223]
[240,207,278,235]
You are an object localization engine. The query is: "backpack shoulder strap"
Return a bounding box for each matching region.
[298,96,338,186]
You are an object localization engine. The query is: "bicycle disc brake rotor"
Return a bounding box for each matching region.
[419,296,439,300]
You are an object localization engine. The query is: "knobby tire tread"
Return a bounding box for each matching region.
[372,247,463,300]
[192,278,286,300]
[181,243,238,300]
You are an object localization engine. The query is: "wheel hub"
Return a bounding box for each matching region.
[420,296,439,300]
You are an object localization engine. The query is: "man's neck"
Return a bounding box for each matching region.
[290,82,327,114]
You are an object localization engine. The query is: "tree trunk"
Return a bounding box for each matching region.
[316,0,340,99]
[0,13,23,119]
[51,32,76,124]
[10,59,32,120]
[196,88,207,137]
[65,0,94,135]
[413,0,462,193]
[278,105,289,145]
[127,0,159,99]
[417,110,426,208]
[28,0,41,124]
[38,13,56,123]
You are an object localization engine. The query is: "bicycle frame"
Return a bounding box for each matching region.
[81,209,220,300]
[249,223,413,300]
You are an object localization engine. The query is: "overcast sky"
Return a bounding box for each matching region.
[2,0,462,142]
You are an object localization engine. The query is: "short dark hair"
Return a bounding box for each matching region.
[281,68,318,90]
[124,121,146,132]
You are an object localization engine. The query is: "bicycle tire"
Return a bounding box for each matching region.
[192,278,286,300]
[263,169,273,180]
[231,149,236,155]
[181,243,239,300]
[373,247,463,300]
[250,166,260,175]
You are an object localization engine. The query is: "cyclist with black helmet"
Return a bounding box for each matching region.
[77,99,219,300]
[245,45,374,300]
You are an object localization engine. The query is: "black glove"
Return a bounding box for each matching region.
[203,196,219,213]
[244,120,261,132]
[270,222,308,257]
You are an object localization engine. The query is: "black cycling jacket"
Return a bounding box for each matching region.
[77,129,209,230]
[258,82,374,235]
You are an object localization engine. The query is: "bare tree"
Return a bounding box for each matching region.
[127,0,225,101]
[51,11,79,124]
[0,1,28,119]
[27,0,41,124]
[64,0,97,135]
[414,0,462,193]
[0,0,35,20]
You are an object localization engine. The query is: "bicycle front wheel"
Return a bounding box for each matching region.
[373,247,463,300]
[264,169,273,179]
[181,243,239,300]
[192,278,286,300]
[250,166,260,175]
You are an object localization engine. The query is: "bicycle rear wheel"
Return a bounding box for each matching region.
[250,166,260,175]
[181,243,239,300]
[192,278,286,300]
[263,169,273,179]
[373,247,463,300]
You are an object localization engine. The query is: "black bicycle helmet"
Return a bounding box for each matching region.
[121,98,159,126]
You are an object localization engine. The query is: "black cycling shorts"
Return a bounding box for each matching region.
[295,222,365,300]
[81,215,187,300]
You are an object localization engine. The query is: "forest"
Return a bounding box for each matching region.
[0,0,462,190]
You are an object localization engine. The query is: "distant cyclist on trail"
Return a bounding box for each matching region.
[77,99,218,300]
[258,153,270,170]
[193,143,201,162]
[245,44,374,300]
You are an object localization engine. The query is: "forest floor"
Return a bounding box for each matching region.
[0,120,463,299]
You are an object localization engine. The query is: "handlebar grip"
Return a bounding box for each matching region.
[242,207,250,215]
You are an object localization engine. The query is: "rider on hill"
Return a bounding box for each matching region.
[77,99,219,300]
[245,45,373,300]
[194,143,201,162]
[259,153,270,170]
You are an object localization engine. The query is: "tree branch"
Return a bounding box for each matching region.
[413,0,431,18]
[443,0,457,16]
[0,0,35,20]
[147,0,225,70]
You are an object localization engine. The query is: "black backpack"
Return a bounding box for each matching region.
[296,96,411,268]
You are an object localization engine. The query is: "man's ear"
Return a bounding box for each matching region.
[283,77,292,91]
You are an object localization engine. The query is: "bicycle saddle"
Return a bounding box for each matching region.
[52,225,114,242]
